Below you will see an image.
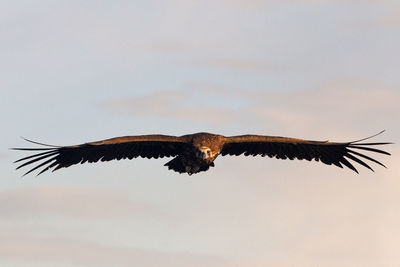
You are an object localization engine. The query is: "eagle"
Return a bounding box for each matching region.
[13,131,391,176]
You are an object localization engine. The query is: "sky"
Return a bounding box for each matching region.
[0,0,399,266]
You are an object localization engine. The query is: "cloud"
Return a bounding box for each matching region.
[246,79,400,137]
[195,58,289,73]
[202,152,400,266]
[102,89,247,126]
[379,12,400,26]
[0,235,228,267]
[102,78,399,139]
[0,186,164,220]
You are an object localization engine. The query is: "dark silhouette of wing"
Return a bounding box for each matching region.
[13,135,187,176]
[220,131,392,173]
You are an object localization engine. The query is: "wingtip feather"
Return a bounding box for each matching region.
[351,130,386,144]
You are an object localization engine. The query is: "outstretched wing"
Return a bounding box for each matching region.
[220,131,392,173]
[13,135,188,176]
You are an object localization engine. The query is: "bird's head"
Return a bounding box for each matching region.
[196,146,214,161]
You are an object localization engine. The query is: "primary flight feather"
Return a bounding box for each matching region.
[13,131,392,176]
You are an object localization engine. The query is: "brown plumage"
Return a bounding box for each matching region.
[13,131,392,176]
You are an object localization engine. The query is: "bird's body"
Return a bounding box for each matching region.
[164,132,224,174]
[13,131,391,176]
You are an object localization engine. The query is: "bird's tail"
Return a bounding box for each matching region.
[164,156,214,175]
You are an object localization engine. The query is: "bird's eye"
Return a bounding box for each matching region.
[207,150,211,155]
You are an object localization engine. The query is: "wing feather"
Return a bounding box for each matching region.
[13,135,187,176]
[221,133,392,173]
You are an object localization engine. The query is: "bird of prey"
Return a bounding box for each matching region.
[13,131,391,176]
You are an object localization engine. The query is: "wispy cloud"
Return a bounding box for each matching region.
[0,186,164,220]
[0,235,228,267]
[246,79,400,137]
[379,11,400,26]
[102,78,399,138]
[102,89,247,126]
[196,58,288,73]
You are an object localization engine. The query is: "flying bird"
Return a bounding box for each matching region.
[13,131,391,176]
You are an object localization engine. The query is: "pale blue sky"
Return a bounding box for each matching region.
[0,1,399,266]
